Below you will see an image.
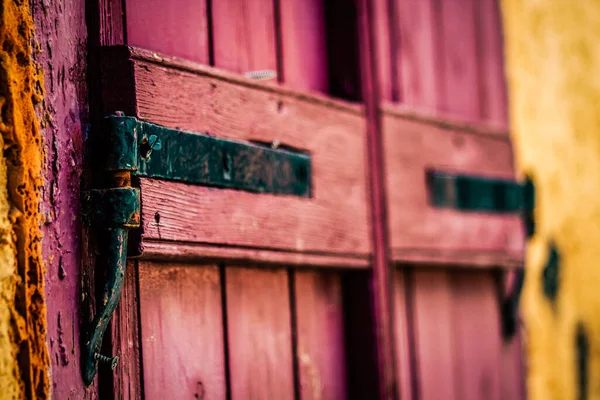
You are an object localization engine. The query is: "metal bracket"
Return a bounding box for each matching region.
[82,112,141,386]
[82,112,312,385]
[427,170,535,340]
[101,113,311,197]
[82,187,139,385]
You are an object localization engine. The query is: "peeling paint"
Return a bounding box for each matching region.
[0,0,50,398]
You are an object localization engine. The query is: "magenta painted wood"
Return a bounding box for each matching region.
[395,0,441,111]
[33,0,92,397]
[212,0,278,73]
[451,273,502,400]
[138,263,227,399]
[278,0,328,92]
[357,0,398,397]
[439,0,480,120]
[295,271,347,400]
[125,0,210,64]
[412,271,457,400]
[477,0,509,129]
[225,267,295,399]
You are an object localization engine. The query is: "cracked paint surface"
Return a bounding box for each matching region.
[501,1,600,399]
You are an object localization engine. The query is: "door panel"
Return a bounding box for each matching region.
[138,263,226,399]
[225,267,295,399]
[383,111,523,266]
[211,0,277,73]
[451,272,502,400]
[125,0,209,63]
[100,47,370,257]
[295,270,347,400]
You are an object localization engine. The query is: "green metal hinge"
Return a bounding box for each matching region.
[82,113,312,385]
[102,114,312,197]
[427,170,534,216]
[427,169,535,340]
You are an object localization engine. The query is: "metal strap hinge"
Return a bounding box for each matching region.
[427,169,535,340]
[81,112,312,385]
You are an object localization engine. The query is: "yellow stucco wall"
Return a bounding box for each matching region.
[501,1,600,399]
[0,0,49,398]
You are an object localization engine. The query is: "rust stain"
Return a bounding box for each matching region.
[0,0,50,398]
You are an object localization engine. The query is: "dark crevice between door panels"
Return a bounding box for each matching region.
[219,263,233,400]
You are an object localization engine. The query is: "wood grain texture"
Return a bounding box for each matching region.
[357,0,398,396]
[33,0,93,397]
[110,261,143,399]
[138,263,226,400]
[278,0,328,92]
[439,0,480,120]
[411,270,457,400]
[383,113,524,264]
[450,272,502,400]
[139,239,370,269]
[99,0,125,46]
[373,0,394,101]
[393,270,414,400]
[211,0,277,73]
[98,49,369,256]
[294,271,347,400]
[125,0,209,64]
[394,0,441,111]
[476,0,508,129]
[225,267,295,399]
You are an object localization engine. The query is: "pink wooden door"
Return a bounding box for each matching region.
[87,0,525,399]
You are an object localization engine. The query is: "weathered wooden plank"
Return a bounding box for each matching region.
[139,177,367,255]
[294,271,346,400]
[383,113,524,263]
[125,0,209,64]
[477,0,508,129]
[225,267,295,399]
[110,261,143,399]
[138,263,226,399]
[357,0,398,396]
[450,272,502,400]
[394,0,441,110]
[373,0,394,100]
[412,270,457,400]
[98,49,370,256]
[139,239,370,269]
[211,0,278,73]
[393,270,414,400]
[439,0,480,120]
[278,0,328,92]
[501,336,525,400]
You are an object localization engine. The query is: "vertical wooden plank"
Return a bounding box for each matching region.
[125,0,210,63]
[295,271,346,400]
[477,0,508,129]
[450,272,502,400]
[211,0,278,73]
[225,267,295,399]
[438,0,480,119]
[111,261,143,399]
[138,263,227,399]
[373,0,394,101]
[412,270,457,400]
[357,0,398,397]
[278,0,328,92]
[393,270,414,400]
[395,0,441,110]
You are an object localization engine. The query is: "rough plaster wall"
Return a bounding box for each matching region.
[0,0,50,398]
[501,1,600,399]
